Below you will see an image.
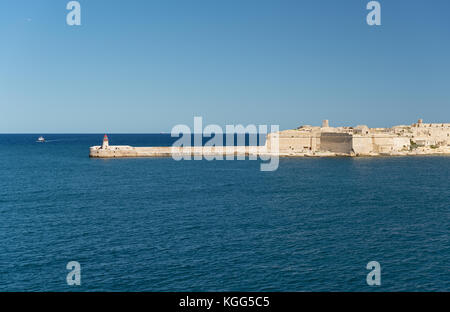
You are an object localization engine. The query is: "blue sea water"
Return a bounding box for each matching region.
[0,134,449,292]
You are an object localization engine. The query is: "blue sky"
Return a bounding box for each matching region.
[1,0,449,133]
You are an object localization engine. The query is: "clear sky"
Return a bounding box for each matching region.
[1,0,449,133]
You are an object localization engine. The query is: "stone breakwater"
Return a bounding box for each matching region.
[90,119,450,158]
[89,146,276,158]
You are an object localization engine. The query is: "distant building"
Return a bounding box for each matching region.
[354,125,370,135]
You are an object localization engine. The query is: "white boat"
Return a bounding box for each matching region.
[37,136,45,143]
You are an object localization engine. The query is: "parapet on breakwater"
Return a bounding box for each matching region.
[89,145,273,158]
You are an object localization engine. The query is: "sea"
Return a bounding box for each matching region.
[0,134,448,291]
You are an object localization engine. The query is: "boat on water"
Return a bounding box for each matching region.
[37,136,45,143]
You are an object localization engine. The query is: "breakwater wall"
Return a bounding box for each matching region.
[89,145,272,158]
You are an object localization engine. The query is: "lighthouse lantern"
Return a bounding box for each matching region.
[102,134,109,149]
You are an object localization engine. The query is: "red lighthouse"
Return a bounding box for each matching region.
[102,134,109,149]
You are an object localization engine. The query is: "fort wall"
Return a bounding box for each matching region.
[320,133,353,154]
[352,136,373,155]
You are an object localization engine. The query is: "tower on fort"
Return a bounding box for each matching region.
[322,120,329,128]
[102,134,109,149]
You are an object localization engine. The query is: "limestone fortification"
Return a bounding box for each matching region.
[89,120,450,158]
[266,119,450,156]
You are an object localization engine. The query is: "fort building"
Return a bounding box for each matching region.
[265,119,450,156]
